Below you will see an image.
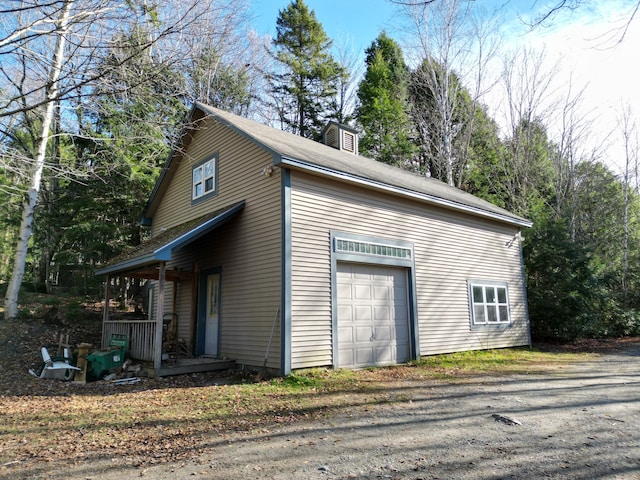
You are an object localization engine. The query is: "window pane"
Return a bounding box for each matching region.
[499,306,509,322]
[194,184,202,197]
[193,167,202,182]
[472,286,483,303]
[497,287,507,303]
[204,160,214,177]
[205,177,214,192]
[474,305,485,323]
[485,287,496,303]
[487,306,498,322]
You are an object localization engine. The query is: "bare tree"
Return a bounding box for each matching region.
[333,35,364,125]
[390,0,640,44]
[402,0,500,187]
[3,0,73,320]
[494,44,602,222]
[618,103,639,300]
[492,46,560,215]
[0,0,256,319]
[526,0,640,44]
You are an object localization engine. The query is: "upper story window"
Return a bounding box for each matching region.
[469,281,511,325]
[192,155,217,201]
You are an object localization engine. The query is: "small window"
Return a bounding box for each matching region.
[192,156,217,200]
[469,282,510,325]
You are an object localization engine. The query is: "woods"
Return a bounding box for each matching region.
[1,0,639,341]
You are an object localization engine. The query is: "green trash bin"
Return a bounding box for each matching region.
[87,334,128,379]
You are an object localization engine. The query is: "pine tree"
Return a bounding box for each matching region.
[356,32,415,166]
[269,0,345,139]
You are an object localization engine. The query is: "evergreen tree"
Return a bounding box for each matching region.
[357,32,415,166]
[269,0,345,139]
[462,106,509,209]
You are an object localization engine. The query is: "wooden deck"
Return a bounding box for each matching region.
[101,319,235,377]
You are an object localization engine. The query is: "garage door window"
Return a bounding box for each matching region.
[469,282,510,325]
[335,238,412,260]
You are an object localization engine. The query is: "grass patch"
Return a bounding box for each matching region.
[412,347,587,378]
[0,347,594,468]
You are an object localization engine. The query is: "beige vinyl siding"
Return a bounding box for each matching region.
[174,280,192,344]
[290,172,528,368]
[151,117,282,369]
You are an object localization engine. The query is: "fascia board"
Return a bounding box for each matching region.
[96,201,245,277]
[278,156,533,229]
[95,255,158,276]
[154,201,245,259]
[195,102,283,161]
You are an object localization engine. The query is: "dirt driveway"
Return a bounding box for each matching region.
[21,345,640,480]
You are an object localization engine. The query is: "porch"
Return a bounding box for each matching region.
[95,203,246,377]
[101,314,235,377]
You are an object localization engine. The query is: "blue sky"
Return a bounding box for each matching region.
[251,0,398,54]
[250,0,640,170]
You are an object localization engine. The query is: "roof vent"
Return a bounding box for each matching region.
[322,121,358,155]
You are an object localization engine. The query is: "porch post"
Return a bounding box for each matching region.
[154,262,166,371]
[102,276,110,348]
[103,275,110,323]
[190,262,199,354]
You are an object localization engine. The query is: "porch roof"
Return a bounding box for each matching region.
[95,200,245,276]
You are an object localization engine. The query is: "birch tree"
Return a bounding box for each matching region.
[0,0,254,319]
[2,0,72,320]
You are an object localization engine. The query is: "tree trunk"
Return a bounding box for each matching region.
[4,0,73,320]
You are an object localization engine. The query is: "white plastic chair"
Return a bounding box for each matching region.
[39,347,80,381]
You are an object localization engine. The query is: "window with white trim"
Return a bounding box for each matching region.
[192,156,217,200]
[469,282,510,325]
[335,238,412,260]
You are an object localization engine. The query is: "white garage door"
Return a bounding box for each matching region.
[337,263,410,369]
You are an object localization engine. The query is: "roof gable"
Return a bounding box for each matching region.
[144,102,531,228]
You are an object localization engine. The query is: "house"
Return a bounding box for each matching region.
[96,102,532,376]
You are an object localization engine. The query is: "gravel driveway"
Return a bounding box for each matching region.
[24,346,640,480]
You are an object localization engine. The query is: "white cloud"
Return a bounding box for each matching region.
[488,0,639,170]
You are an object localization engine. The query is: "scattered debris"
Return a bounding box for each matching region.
[37,346,80,381]
[109,377,141,385]
[491,413,522,426]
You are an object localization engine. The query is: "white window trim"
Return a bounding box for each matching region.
[469,281,511,326]
[192,156,217,200]
[335,237,412,260]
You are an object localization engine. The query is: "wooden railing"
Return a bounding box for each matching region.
[102,319,157,362]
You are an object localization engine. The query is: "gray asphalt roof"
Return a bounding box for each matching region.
[197,103,531,228]
[95,201,245,276]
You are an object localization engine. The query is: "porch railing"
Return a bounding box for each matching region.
[102,319,157,362]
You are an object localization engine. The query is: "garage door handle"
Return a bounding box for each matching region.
[370,328,375,342]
